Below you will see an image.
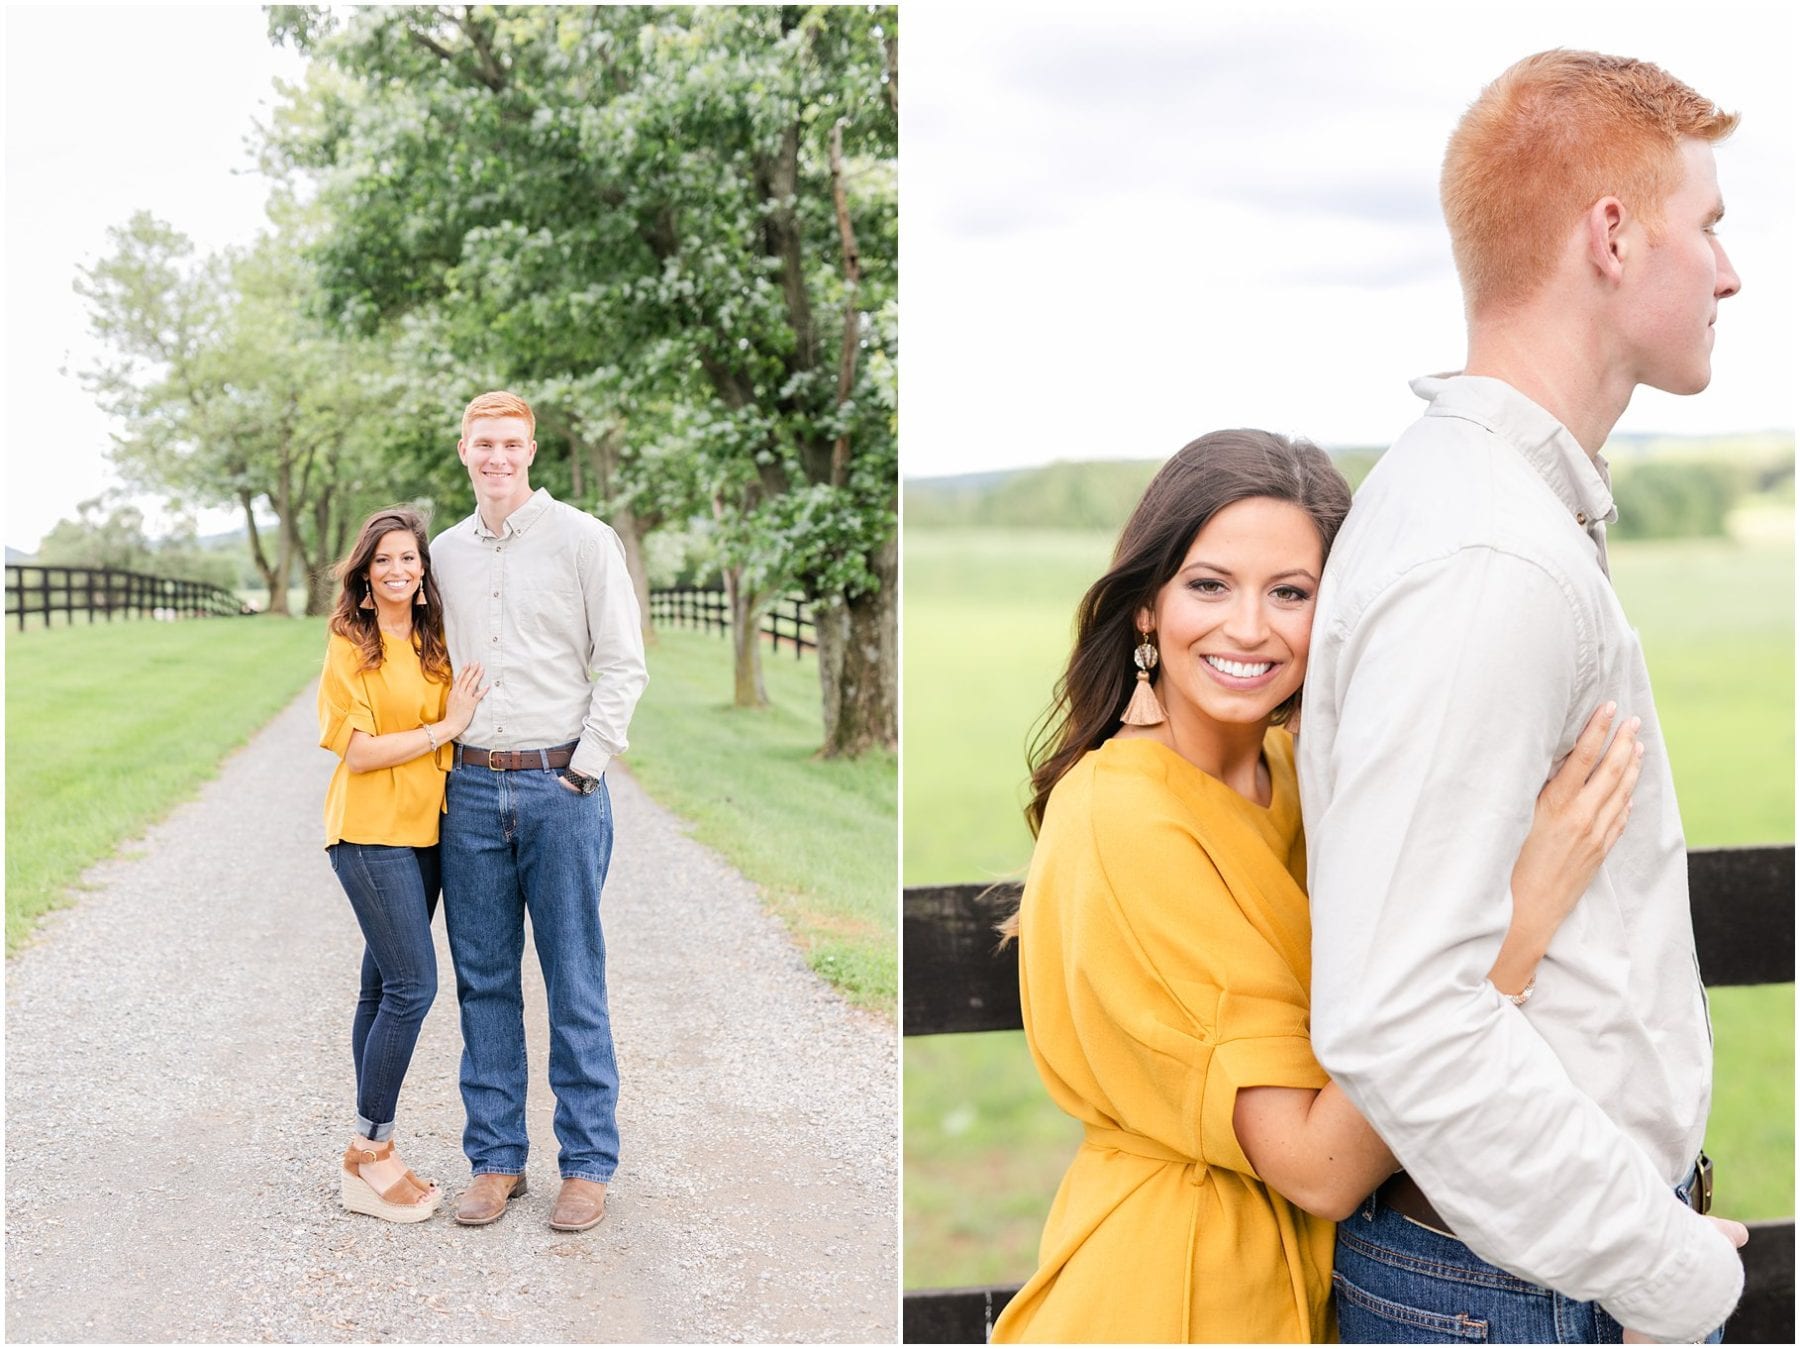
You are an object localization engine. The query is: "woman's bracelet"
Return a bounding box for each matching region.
[423,722,440,753]
[1497,976,1535,1007]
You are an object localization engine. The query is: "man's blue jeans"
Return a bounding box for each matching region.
[1334,1179,1726,1343]
[441,759,619,1182]
[329,842,440,1141]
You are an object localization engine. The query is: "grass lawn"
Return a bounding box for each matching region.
[902,527,1794,1288]
[5,615,329,954]
[625,626,897,1014]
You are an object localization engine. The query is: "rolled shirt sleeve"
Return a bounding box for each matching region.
[1304,546,1742,1342]
[317,637,378,759]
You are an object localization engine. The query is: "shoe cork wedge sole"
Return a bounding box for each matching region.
[340,1141,442,1224]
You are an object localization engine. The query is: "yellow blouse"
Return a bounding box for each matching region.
[992,729,1336,1344]
[318,631,452,848]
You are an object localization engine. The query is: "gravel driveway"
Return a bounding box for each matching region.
[5,683,898,1343]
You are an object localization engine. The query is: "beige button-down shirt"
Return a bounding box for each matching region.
[1298,375,1740,1342]
[432,488,647,780]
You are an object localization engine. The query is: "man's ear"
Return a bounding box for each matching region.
[1584,196,1630,284]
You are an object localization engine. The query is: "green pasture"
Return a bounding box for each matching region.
[620,626,898,1013]
[5,615,330,953]
[6,617,897,1016]
[902,526,1795,1288]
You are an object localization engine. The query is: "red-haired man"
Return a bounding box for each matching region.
[1299,51,1747,1344]
[431,390,647,1232]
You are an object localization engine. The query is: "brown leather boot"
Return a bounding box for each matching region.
[454,1172,528,1226]
[549,1178,607,1231]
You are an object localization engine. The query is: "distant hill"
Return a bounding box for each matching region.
[6,546,36,564]
[906,432,1793,530]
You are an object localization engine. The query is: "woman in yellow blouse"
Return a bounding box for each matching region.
[319,507,486,1223]
[992,431,1642,1342]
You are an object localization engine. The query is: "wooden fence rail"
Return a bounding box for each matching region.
[647,587,815,657]
[6,564,251,631]
[903,845,1795,1344]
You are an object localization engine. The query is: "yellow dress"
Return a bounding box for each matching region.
[991,729,1336,1344]
[318,631,453,847]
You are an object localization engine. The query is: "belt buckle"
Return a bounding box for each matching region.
[488,749,506,772]
[1696,1153,1713,1215]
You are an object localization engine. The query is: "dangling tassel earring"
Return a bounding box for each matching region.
[414,582,427,608]
[1121,631,1166,726]
[359,582,375,611]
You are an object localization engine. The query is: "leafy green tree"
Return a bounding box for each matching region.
[265,4,897,753]
[36,495,240,591]
[77,213,409,614]
[36,497,156,574]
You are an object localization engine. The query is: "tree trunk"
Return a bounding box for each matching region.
[615,505,654,642]
[817,531,896,756]
[303,551,335,615]
[303,488,335,615]
[587,427,653,641]
[240,491,288,615]
[724,564,769,709]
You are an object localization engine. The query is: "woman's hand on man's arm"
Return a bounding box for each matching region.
[1493,702,1643,996]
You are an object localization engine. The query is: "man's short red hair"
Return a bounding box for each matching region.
[1442,50,1737,314]
[461,390,536,440]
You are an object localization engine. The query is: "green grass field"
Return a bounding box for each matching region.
[902,527,1795,1288]
[627,628,897,1012]
[6,618,898,1018]
[5,615,330,953]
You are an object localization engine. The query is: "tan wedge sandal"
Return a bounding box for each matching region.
[340,1139,442,1223]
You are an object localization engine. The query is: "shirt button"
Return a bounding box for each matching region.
[492,591,499,597]
[1576,511,1589,525]
[491,635,499,644]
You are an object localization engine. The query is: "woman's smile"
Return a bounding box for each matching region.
[1199,653,1282,688]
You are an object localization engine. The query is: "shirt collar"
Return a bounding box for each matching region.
[469,486,554,540]
[1410,372,1617,529]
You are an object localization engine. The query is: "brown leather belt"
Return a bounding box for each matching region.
[1377,1171,1458,1237]
[1377,1153,1713,1238]
[455,743,576,771]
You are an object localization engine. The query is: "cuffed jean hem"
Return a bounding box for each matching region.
[560,1168,615,1183]
[357,1114,397,1142]
[472,1164,528,1178]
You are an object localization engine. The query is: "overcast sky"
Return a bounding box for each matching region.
[3,5,305,552]
[3,5,1794,548]
[901,4,1796,478]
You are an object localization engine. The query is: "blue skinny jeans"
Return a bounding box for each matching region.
[328,842,441,1141]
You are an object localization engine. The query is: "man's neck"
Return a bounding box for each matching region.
[1464,315,1633,457]
[478,487,533,537]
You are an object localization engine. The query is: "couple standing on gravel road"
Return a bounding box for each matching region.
[317,389,647,1233]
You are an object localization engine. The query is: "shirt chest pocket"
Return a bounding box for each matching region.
[506,580,580,645]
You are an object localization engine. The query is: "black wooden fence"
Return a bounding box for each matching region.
[647,586,815,657]
[904,845,1796,1344]
[6,564,252,631]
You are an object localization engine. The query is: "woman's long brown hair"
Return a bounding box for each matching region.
[328,507,453,685]
[997,431,1351,943]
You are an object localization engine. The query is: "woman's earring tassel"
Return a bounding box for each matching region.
[359,586,376,611]
[1121,637,1166,727]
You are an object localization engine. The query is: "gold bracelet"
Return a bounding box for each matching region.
[423,722,439,753]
